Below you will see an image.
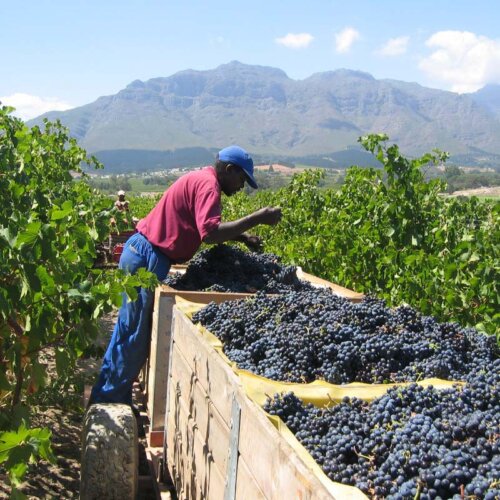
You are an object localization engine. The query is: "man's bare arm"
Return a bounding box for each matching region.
[203,207,281,244]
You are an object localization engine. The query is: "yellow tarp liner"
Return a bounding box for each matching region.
[175,296,462,500]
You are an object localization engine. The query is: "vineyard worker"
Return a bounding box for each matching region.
[111,190,131,228]
[90,145,282,406]
[114,190,129,211]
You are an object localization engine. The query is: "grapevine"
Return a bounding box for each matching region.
[0,107,157,495]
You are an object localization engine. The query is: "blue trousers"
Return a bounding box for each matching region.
[90,232,171,405]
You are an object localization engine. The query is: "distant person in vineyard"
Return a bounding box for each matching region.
[90,145,282,406]
[114,190,129,211]
[110,190,134,228]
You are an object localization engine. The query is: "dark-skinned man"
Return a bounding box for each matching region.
[90,145,281,405]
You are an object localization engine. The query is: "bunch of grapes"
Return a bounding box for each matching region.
[164,244,313,293]
[193,290,498,384]
[263,364,500,499]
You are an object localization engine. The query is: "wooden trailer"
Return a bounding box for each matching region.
[161,304,366,499]
[143,273,366,499]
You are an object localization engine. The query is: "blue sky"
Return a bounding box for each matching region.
[1,0,499,119]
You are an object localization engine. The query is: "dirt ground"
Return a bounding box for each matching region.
[0,313,123,499]
[0,408,84,498]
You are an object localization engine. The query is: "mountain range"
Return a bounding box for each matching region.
[28,61,500,172]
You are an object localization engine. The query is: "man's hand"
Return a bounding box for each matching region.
[241,234,263,252]
[253,207,282,226]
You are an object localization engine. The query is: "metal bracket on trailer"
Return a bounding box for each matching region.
[224,395,241,500]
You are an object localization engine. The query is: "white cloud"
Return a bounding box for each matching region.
[335,27,360,53]
[419,31,500,93]
[0,93,74,121]
[378,36,410,56]
[275,33,314,49]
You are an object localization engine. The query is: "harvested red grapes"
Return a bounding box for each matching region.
[264,364,500,500]
[193,290,498,384]
[164,244,313,293]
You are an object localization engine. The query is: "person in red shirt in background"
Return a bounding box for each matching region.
[90,145,282,406]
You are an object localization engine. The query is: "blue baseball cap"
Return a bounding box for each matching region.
[218,145,258,189]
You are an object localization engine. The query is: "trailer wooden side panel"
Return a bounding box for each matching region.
[164,307,340,499]
[166,339,267,499]
[169,342,231,472]
[147,293,175,430]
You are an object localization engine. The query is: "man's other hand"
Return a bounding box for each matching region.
[243,234,263,252]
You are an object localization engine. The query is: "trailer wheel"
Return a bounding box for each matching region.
[80,403,138,500]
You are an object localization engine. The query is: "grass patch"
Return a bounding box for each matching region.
[127,177,168,193]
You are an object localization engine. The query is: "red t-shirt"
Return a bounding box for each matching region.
[136,167,221,262]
